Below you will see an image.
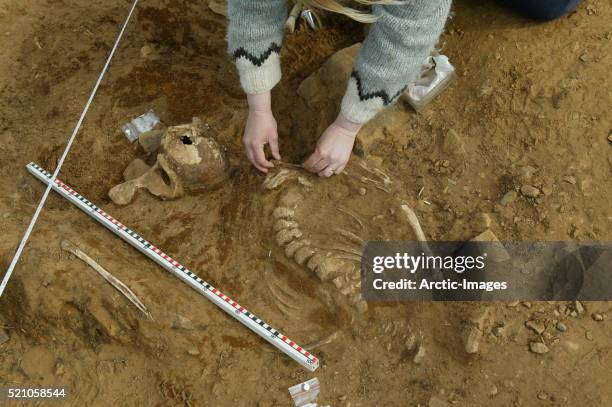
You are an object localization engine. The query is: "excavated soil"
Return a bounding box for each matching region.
[0,0,611,406]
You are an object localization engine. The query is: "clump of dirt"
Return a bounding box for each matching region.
[0,0,610,406]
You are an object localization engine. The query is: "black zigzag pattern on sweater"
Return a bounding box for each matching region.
[232,42,281,67]
[350,70,407,106]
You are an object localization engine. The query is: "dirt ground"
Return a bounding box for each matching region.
[1,0,611,406]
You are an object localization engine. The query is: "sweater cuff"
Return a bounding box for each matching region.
[340,72,404,124]
[235,51,282,95]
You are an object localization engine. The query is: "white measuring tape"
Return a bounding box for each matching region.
[27,162,319,371]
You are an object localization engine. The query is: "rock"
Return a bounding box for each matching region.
[555,322,568,332]
[54,361,65,376]
[413,343,426,364]
[358,187,367,196]
[463,307,491,354]
[520,185,540,198]
[501,190,518,205]
[529,341,549,354]
[0,329,8,345]
[442,129,465,156]
[470,230,510,262]
[537,392,548,400]
[573,301,585,315]
[518,165,537,180]
[187,347,200,356]
[172,315,195,330]
[405,332,417,352]
[140,44,154,58]
[585,331,593,341]
[592,313,603,322]
[525,320,545,335]
[138,129,164,154]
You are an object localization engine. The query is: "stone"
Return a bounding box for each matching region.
[573,301,585,315]
[501,190,518,205]
[172,315,195,330]
[592,313,603,322]
[525,320,545,335]
[518,165,537,180]
[585,331,593,341]
[442,129,465,156]
[529,341,549,354]
[537,392,548,400]
[555,322,568,332]
[54,361,65,376]
[520,185,540,198]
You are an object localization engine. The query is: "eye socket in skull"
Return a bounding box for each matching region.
[108,117,229,205]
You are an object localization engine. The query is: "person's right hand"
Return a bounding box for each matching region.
[243,92,280,173]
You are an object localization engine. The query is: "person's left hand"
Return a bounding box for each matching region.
[303,113,362,177]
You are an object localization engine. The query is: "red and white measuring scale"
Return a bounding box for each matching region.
[27,162,319,372]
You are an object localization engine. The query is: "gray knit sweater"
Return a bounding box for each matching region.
[227,0,451,124]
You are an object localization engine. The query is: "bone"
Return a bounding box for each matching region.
[123,158,151,181]
[303,330,339,350]
[335,206,365,229]
[334,228,365,246]
[263,169,295,190]
[284,239,310,257]
[61,240,152,320]
[274,219,299,232]
[273,207,295,219]
[109,162,175,205]
[284,1,303,32]
[294,246,315,265]
[276,228,302,245]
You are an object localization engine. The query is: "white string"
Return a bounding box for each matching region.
[0,0,140,298]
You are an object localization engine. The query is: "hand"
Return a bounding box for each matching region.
[303,113,362,177]
[243,92,280,173]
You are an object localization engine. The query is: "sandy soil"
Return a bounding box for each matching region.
[0,0,611,406]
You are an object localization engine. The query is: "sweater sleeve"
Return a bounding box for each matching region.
[227,0,288,95]
[341,0,451,124]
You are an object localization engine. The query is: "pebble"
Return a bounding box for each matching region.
[140,44,154,58]
[585,331,593,341]
[525,320,545,335]
[574,301,585,315]
[405,332,417,352]
[501,190,518,205]
[358,187,367,196]
[519,165,537,180]
[172,315,195,330]
[521,185,540,198]
[556,322,568,332]
[0,329,8,345]
[592,313,604,322]
[529,341,549,354]
[54,361,65,376]
[187,347,200,356]
[537,392,548,400]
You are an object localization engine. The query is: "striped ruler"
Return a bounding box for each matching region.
[27,162,319,371]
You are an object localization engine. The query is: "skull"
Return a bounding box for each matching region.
[109,117,228,205]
